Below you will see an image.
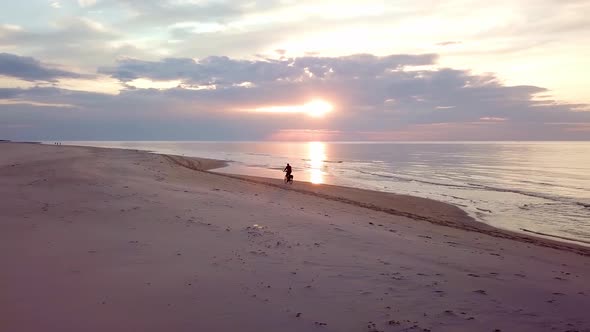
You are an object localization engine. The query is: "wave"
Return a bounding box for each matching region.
[300,158,343,163]
[468,183,590,208]
[357,170,477,190]
[521,228,590,245]
[245,153,272,157]
[357,170,590,209]
[510,179,590,192]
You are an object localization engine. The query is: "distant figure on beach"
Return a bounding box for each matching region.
[284,163,293,183]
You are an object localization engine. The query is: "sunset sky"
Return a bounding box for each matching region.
[1,0,589,140]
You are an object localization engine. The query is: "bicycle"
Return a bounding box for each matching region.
[284,173,293,184]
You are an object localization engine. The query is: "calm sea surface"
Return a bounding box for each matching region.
[57,141,590,245]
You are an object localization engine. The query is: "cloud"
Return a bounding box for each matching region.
[100,53,560,127]
[437,41,461,46]
[480,117,507,122]
[0,17,115,45]
[0,0,588,141]
[78,0,98,7]
[1,0,587,107]
[96,0,247,28]
[0,18,141,69]
[0,88,23,99]
[0,53,84,81]
[100,53,437,85]
[2,52,588,141]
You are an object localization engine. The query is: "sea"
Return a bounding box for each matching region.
[54,141,590,246]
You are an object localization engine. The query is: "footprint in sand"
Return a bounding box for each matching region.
[249,250,268,257]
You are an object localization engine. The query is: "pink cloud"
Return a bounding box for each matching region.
[479,117,507,121]
[267,129,344,141]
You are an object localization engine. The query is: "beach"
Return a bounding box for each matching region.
[62,140,590,245]
[1,142,589,332]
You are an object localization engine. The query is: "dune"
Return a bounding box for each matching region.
[1,142,589,332]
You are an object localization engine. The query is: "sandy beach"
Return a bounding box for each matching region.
[1,142,589,332]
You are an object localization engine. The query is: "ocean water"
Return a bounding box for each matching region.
[58,141,590,245]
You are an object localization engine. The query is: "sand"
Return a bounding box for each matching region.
[1,142,589,332]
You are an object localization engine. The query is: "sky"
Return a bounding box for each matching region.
[1,0,589,141]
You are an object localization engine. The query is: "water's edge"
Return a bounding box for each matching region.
[38,141,590,248]
[164,153,590,256]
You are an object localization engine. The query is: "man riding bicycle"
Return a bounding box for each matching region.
[284,163,293,183]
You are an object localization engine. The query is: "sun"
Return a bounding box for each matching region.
[303,100,333,117]
[248,99,334,117]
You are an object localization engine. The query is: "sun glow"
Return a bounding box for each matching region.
[308,141,326,184]
[250,99,333,117]
[303,100,333,117]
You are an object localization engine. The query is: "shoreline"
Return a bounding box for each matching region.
[2,141,590,331]
[12,140,590,253]
[165,153,590,256]
[9,141,590,256]
[27,140,590,248]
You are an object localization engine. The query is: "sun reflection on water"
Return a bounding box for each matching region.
[308,142,326,184]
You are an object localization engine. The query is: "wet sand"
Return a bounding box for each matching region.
[1,142,589,332]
